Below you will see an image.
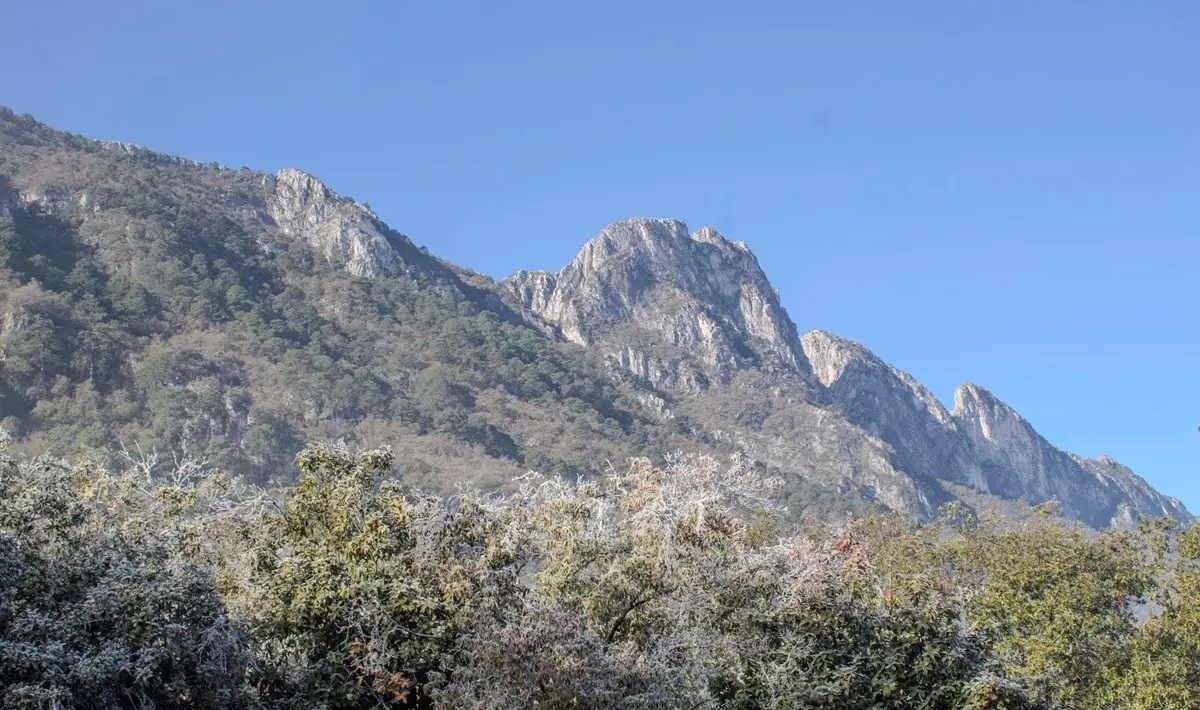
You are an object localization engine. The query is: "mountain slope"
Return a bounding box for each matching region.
[0,108,702,491]
[501,217,1189,527]
[802,330,1188,527]
[0,107,1187,526]
[507,218,808,391]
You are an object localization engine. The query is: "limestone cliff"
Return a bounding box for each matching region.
[799,329,1189,527]
[2,105,1186,528]
[800,330,987,489]
[265,168,410,278]
[505,218,808,392]
[952,382,1190,526]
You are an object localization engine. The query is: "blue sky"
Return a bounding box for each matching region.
[2,1,1197,510]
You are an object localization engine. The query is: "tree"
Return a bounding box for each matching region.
[230,444,530,709]
[849,503,1158,709]
[1102,519,1200,709]
[0,451,250,709]
[520,454,1046,709]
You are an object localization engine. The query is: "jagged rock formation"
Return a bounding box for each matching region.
[952,383,1189,525]
[506,218,809,392]
[801,329,972,486]
[801,330,1189,526]
[509,223,1190,528]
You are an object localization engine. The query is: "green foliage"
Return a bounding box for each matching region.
[1104,519,1200,708]
[0,124,667,485]
[3,443,1198,709]
[848,503,1200,709]
[525,456,1045,709]
[229,444,529,708]
[1,109,1196,708]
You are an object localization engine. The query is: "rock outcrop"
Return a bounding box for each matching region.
[799,329,1189,527]
[266,168,409,278]
[801,330,987,489]
[505,218,808,391]
[3,105,1186,529]
[952,382,1190,526]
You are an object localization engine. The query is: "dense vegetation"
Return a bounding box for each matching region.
[2,442,1196,709]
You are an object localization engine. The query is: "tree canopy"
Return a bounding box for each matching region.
[4,442,1196,708]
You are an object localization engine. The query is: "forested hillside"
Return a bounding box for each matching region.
[1,107,1198,709]
[0,107,713,493]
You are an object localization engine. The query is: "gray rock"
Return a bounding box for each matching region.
[99,140,230,171]
[800,330,1190,527]
[801,329,987,489]
[266,168,407,278]
[516,221,1191,527]
[504,218,808,391]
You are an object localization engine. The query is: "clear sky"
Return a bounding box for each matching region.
[2,1,1197,509]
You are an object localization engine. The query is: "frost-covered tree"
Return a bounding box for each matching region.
[0,451,251,709]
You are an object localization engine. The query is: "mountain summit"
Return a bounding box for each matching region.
[506,218,808,392]
[801,330,1188,525]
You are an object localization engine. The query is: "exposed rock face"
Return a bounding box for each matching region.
[952,383,1190,526]
[680,372,943,518]
[4,104,1185,529]
[505,218,808,391]
[1075,456,1189,526]
[801,329,1189,527]
[266,168,408,278]
[512,224,1190,528]
[801,330,988,491]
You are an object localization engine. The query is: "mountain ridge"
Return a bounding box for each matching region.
[0,106,1187,527]
[498,216,1188,527]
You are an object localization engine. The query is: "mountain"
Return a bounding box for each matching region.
[502,217,1189,528]
[802,330,1189,526]
[0,107,1188,527]
[0,108,699,492]
[507,218,808,391]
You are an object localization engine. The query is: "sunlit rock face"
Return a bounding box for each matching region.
[507,218,1190,528]
[801,330,1190,528]
[505,218,808,392]
[267,168,407,278]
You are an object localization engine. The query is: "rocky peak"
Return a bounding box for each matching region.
[803,329,956,425]
[952,382,1031,445]
[802,329,872,388]
[266,168,406,278]
[798,336,1191,526]
[504,218,808,390]
[950,381,1061,502]
[1074,454,1192,523]
[946,381,1182,526]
